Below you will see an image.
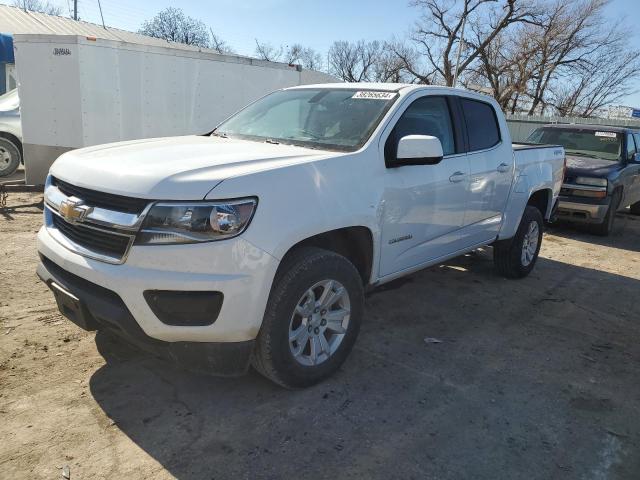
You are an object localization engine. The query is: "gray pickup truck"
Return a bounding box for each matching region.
[527,124,640,235]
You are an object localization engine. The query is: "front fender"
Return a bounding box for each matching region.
[207,153,382,264]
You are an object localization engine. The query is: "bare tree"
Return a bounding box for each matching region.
[12,0,62,16]
[210,31,233,54]
[254,41,322,69]
[467,23,539,111]
[549,46,640,117]
[328,40,383,82]
[284,44,323,69]
[139,7,210,48]
[299,48,323,70]
[254,39,283,62]
[284,44,304,64]
[523,0,622,114]
[403,0,541,86]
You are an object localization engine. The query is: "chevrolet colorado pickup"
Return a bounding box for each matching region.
[37,84,565,388]
[527,124,640,235]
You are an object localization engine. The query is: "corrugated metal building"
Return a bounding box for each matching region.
[0,4,296,94]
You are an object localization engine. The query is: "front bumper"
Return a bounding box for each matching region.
[556,196,611,224]
[37,255,255,376]
[37,225,280,344]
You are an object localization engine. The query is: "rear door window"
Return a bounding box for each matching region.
[460,98,501,151]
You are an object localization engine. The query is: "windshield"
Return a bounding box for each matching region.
[214,88,398,151]
[0,89,19,111]
[527,127,621,161]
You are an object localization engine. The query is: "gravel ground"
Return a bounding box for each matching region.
[1,192,639,479]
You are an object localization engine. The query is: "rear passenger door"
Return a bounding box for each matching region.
[459,97,513,243]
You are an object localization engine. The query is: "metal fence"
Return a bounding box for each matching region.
[505,114,640,142]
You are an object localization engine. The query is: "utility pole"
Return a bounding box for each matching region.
[73,0,78,20]
[452,14,466,88]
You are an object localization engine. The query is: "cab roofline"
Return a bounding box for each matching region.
[284,83,494,97]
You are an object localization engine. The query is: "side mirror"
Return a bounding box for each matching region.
[395,135,444,166]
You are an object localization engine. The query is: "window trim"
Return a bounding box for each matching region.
[383,94,460,167]
[459,97,502,153]
[626,133,637,161]
[633,133,640,155]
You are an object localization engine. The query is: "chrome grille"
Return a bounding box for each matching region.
[51,214,132,258]
[44,176,151,264]
[53,177,149,214]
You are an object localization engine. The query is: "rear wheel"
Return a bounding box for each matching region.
[0,138,20,178]
[493,206,544,279]
[252,247,364,388]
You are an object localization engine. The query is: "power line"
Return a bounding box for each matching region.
[96,0,105,28]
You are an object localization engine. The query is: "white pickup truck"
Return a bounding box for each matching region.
[37,84,564,388]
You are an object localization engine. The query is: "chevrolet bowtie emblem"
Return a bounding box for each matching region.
[59,197,92,223]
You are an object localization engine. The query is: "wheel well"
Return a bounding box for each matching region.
[527,189,550,218]
[607,185,624,211]
[0,132,23,157]
[283,227,374,285]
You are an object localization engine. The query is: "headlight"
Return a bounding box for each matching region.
[136,198,257,245]
[575,177,607,187]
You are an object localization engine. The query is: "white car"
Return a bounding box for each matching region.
[37,84,565,388]
[0,89,22,177]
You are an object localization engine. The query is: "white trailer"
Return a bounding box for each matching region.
[13,34,337,184]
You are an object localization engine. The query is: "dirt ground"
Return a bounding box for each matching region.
[1,191,639,480]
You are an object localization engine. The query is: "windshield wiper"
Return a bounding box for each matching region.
[211,131,228,138]
[265,138,280,145]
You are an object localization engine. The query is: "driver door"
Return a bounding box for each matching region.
[379,95,470,277]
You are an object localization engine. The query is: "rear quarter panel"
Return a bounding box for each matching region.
[499,145,565,239]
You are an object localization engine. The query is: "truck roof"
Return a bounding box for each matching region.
[286,82,497,99]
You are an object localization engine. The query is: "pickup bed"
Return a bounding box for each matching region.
[37,83,564,387]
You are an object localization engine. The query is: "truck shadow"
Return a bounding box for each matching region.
[88,248,640,479]
[547,211,640,253]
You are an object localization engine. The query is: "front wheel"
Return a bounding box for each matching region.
[493,206,544,279]
[0,138,21,178]
[252,247,364,388]
[588,190,621,236]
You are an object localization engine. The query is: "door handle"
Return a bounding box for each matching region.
[449,171,466,183]
[497,162,511,173]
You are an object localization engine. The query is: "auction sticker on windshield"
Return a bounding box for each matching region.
[352,91,396,100]
[594,131,617,138]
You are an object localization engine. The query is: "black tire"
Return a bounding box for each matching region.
[252,247,364,389]
[588,190,621,236]
[630,200,640,216]
[0,137,21,178]
[493,206,544,279]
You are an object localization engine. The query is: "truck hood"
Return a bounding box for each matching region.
[564,154,622,179]
[50,136,331,199]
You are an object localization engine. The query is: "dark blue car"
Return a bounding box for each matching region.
[527,124,640,235]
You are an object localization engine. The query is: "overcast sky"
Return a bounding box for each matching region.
[4,0,640,107]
